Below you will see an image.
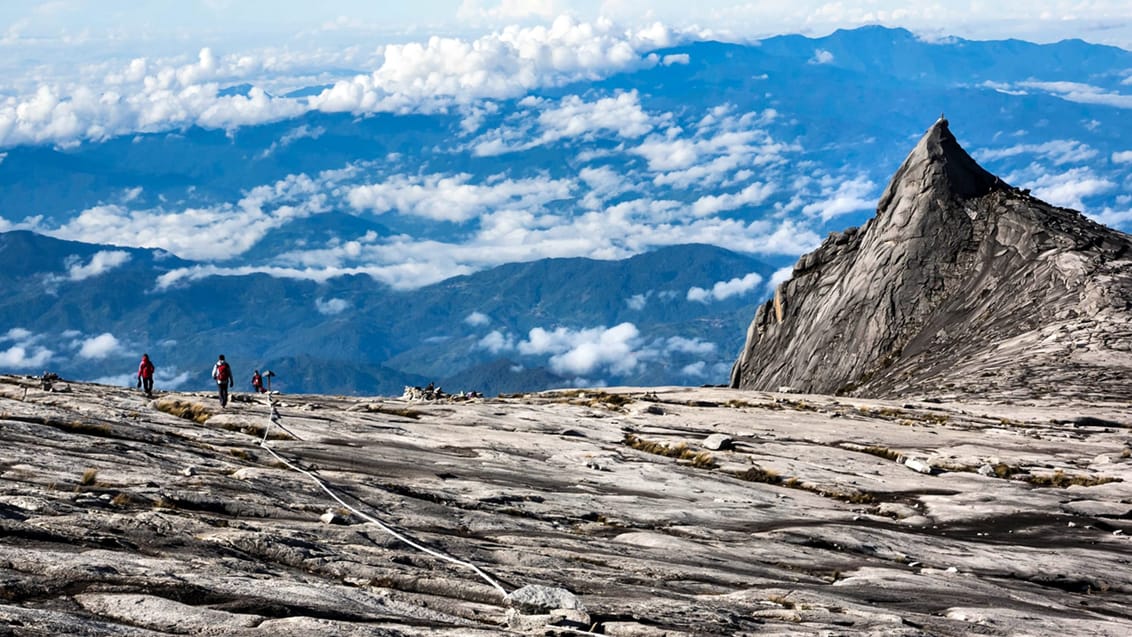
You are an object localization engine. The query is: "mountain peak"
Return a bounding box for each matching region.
[730,120,1132,401]
[877,116,1002,214]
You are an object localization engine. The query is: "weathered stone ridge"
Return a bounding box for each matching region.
[730,117,1132,400]
[2,377,1132,635]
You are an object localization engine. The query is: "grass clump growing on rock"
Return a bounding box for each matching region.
[733,466,782,484]
[80,468,98,486]
[1022,470,1121,488]
[623,433,717,468]
[155,397,212,424]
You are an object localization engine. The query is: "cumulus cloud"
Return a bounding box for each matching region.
[768,265,794,289]
[315,297,349,315]
[0,327,53,369]
[518,322,644,376]
[1112,151,1132,163]
[472,90,659,156]
[691,182,776,216]
[662,53,690,66]
[478,329,516,353]
[1019,81,1132,109]
[810,49,835,64]
[347,172,573,222]
[687,272,764,302]
[65,250,132,281]
[1013,166,1116,210]
[663,336,716,355]
[308,17,672,114]
[0,18,677,149]
[77,332,120,360]
[681,361,707,377]
[800,175,877,221]
[975,139,1098,165]
[44,170,337,260]
[626,292,649,310]
[465,311,491,326]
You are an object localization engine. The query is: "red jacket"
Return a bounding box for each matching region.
[138,357,154,379]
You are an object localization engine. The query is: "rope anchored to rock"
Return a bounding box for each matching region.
[255,392,510,599]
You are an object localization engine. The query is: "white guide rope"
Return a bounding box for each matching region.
[256,393,509,599]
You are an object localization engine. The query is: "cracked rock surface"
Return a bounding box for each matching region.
[730,117,1132,401]
[2,375,1132,635]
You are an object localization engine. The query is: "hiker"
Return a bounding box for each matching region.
[251,369,266,393]
[212,354,234,407]
[137,353,155,397]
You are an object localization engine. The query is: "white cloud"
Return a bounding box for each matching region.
[975,139,1098,165]
[77,332,120,360]
[662,53,690,66]
[518,322,644,376]
[347,172,574,222]
[810,49,834,64]
[1087,207,1132,229]
[626,292,649,310]
[1019,80,1132,109]
[478,329,516,353]
[471,90,659,156]
[687,272,764,302]
[0,328,53,369]
[800,175,877,221]
[44,170,337,260]
[1014,166,1116,210]
[768,265,793,289]
[309,17,671,114]
[691,181,776,217]
[0,345,53,369]
[457,0,564,22]
[465,311,491,326]
[315,297,349,315]
[681,361,707,377]
[65,250,132,281]
[1112,151,1132,164]
[261,124,325,157]
[664,336,716,355]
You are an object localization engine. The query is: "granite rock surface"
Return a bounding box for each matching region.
[730,117,1132,400]
[2,376,1132,635]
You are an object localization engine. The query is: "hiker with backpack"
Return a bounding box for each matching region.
[251,369,266,393]
[212,354,234,407]
[137,353,155,397]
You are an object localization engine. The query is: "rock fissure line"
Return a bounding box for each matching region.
[254,393,511,600]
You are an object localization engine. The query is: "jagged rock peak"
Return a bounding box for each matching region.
[879,115,1002,207]
[730,119,1132,401]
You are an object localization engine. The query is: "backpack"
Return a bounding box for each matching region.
[216,362,230,383]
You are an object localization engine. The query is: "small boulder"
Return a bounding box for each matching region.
[507,584,584,614]
[904,457,933,474]
[703,434,734,451]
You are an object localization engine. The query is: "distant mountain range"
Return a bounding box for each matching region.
[0,231,771,394]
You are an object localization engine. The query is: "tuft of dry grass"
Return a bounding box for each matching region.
[110,493,130,507]
[155,397,212,424]
[1022,470,1121,488]
[80,468,98,486]
[733,466,781,484]
[624,433,716,468]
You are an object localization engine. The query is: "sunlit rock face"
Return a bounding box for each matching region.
[2,376,1132,635]
[730,118,1132,401]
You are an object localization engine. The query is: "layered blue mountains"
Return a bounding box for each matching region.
[1,26,1130,394]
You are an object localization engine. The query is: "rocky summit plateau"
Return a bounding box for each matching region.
[2,375,1132,635]
[730,117,1132,401]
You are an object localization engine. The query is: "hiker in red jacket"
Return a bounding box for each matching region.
[251,369,266,393]
[212,355,234,407]
[137,353,155,397]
